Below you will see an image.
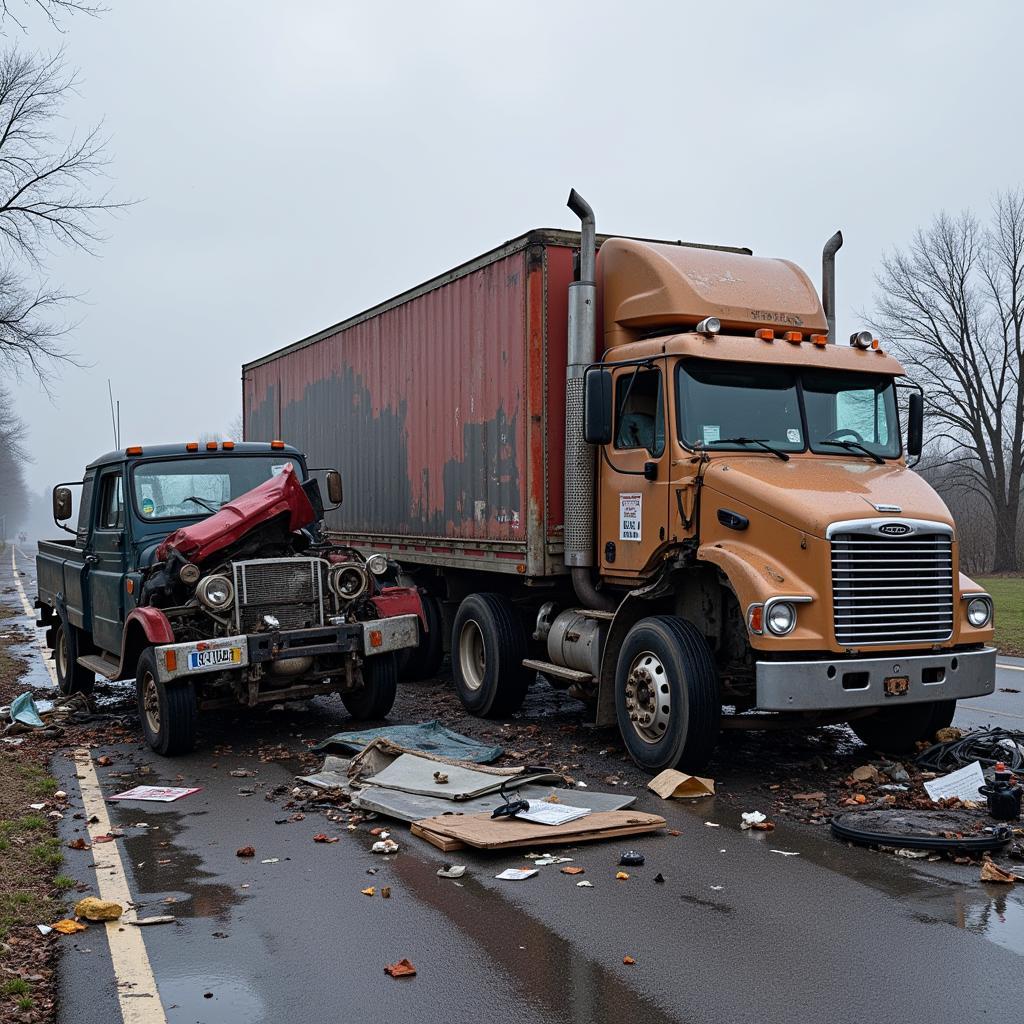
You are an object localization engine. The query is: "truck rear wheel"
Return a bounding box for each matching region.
[615,615,720,774]
[54,619,94,697]
[136,648,196,756]
[452,593,530,717]
[849,699,957,753]
[399,591,445,681]
[343,652,398,720]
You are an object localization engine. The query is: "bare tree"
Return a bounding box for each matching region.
[870,190,1024,572]
[226,414,244,441]
[0,46,124,384]
[0,1,103,33]
[0,382,29,534]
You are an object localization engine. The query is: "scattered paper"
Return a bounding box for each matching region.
[384,958,417,978]
[437,864,466,879]
[109,785,200,803]
[704,822,720,828]
[495,868,538,880]
[740,811,767,830]
[576,880,593,887]
[648,769,715,800]
[36,924,53,935]
[515,801,591,826]
[923,761,985,803]
[770,849,800,857]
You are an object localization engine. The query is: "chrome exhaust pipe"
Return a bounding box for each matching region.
[822,230,843,344]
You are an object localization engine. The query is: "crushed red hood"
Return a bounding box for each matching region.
[155,463,316,565]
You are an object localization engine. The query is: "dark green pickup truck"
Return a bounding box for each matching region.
[36,441,423,754]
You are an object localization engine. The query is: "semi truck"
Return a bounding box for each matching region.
[36,441,422,754]
[242,191,997,772]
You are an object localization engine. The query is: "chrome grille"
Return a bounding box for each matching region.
[831,528,954,646]
[233,558,325,632]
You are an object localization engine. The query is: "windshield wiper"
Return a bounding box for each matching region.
[184,495,219,513]
[708,437,790,462]
[818,440,884,464]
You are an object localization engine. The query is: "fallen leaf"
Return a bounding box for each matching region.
[853,794,868,805]
[66,838,91,851]
[615,871,629,880]
[96,755,112,766]
[667,829,682,837]
[92,834,117,844]
[384,958,417,978]
[361,887,376,896]
[851,765,880,783]
[51,919,88,935]
[561,866,585,875]
[313,833,339,843]
[980,860,1019,883]
[623,955,636,965]
[236,846,256,858]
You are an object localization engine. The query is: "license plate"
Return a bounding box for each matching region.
[884,675,910,697]
[187,647,242,671]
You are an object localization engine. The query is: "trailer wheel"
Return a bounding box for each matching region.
[849,700,955,753]
[615,616,720,774]
[136,648,196,756]
[399,592,445,681]
[343,652,398,720]
[452,593,530,717]
[54,618,94,696]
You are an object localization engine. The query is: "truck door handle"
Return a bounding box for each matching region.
[84,554,99,565]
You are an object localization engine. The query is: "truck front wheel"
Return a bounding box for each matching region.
[343,652,398,720]
[615,616,720,774]
[849,699,957,753]
[452,593,530,717]
[54,619,94,697]
[136,649,196,756]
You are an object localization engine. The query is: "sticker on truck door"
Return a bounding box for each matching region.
[620,493,642,541]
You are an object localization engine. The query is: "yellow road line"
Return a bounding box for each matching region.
[10,545,57,687]
[74,749,168,1023]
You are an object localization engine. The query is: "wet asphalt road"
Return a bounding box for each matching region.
[6,546,1024,1022]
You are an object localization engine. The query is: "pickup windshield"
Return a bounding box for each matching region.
[676,360,900,459]
[132,455,303,521]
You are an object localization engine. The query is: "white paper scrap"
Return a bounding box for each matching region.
[495,868,538,880]
[770,850,800,857]
[515,801,591,826]
[923,760,985,803]
[108,785,201,803]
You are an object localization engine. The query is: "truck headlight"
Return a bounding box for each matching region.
[197,574,234,611]
[765,601,797,636]
[966,596,993,628]
[365,553,388,576]
[330,563,368,601]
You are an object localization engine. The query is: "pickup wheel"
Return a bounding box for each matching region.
[54,619,95,696]
[849,699,956,753]
[615,616,720,774]
[399,592,445,681]
[451,593,530,718]
[343,652,398,720]
[135,648,196,756]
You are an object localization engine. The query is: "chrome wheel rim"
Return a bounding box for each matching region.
[56,626,68,680]
[142,672,161,735]
[458,620,486,692]
[625,650,671,744]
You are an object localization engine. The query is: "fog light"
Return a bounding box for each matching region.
[966,596,992,628]
[766,601,797,636]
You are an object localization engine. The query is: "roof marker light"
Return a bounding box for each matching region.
[185,442,199,452]
[206,441,217,451]
[850,331,873,349]
[755,329,775,342]
[783,331,803,343]
[125,445,143,455]
[810,334,828,346]
[695,316,721,337]
[270,440,286,450]
[222,440,235,450]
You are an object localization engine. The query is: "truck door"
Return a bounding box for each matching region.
[598,363,671,575]
[87,469,127,655]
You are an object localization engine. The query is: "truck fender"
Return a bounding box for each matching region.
[370,587,426,629]
[118,608,175,680]
[697,541,815,615]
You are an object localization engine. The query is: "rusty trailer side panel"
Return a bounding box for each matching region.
[243,230,579,577]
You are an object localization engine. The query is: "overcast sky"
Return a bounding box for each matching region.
[9,0,1022,494]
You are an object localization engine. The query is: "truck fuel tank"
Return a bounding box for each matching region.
[547,610,606,678]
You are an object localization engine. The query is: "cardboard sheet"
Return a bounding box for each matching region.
[648,769,715,800]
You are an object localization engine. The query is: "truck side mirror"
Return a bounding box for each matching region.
[583,368,613,445]
[53,486,73,522]
[326,470,343,506]
[907,392,923,458]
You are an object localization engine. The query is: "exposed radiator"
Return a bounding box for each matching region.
[233,558,325,633]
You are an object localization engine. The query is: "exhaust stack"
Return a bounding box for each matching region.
[822,230,843,344]
[564,189,614,610]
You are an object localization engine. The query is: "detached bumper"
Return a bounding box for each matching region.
[755,646,997,711]
[154,614,419,683]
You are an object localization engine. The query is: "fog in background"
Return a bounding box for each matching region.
[9,1,1022,501]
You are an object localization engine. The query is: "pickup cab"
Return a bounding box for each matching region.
[36,441,423,755]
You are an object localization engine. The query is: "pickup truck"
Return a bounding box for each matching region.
[36,441,423,755]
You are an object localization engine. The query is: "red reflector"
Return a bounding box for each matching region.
[748,606,763,634]
[369,630,383,648]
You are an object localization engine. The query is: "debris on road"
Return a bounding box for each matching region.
[619,851,645,866]
[8,692,44,728]
[130,916,176,926]
[66,838,90,851]
[922,761,985,803]
[561,866,585,875]
[623,955,636,965]
[917,727,1024,773]
[433,771,449,784]
[361,886,376,896]
[236,846,256,858]
[381,886,391,899]
[74,897,122,921]
[615,871,629,880]
[51,919,88,935]
[109,785,200,802]
[436,864,466,878]
[770,850,800,857]
[384,958,417,978]
[372,839,399,854]
[980,860,1021,883]
[577,880,593,887]
[312,833,339,843]
[654,872,665,883]
[647,769,714,800]
[740,811,774,831]
[316,720,504,763]
[831,808,1012,853]
[495,868,537,880]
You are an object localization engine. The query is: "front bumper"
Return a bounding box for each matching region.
[154,614,419,683]
[755,646,997,711]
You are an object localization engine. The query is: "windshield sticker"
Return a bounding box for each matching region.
[270,463,289,477]
[702,425,720,445]
[787,428,801,443]
[620,492,642,541]
[140,496,155,517]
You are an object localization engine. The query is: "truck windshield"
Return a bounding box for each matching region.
[676,360,900,459]
[132,455,303,521]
